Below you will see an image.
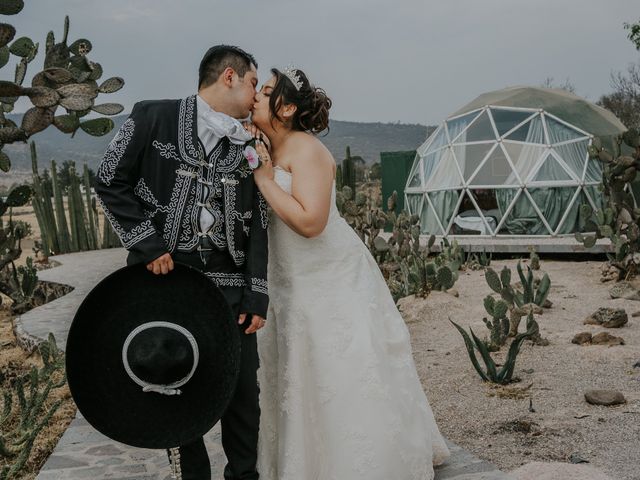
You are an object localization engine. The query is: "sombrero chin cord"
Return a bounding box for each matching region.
[169,447,182,480]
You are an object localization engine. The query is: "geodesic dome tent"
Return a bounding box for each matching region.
[405,86,627,236]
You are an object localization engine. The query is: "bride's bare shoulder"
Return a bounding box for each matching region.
[289,133,335,172]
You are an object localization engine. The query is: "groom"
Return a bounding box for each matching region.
[95,45,267,480]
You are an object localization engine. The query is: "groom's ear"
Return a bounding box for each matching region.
[221,67,236,87]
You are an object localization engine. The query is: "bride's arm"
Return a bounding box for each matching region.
[254,142,335,238]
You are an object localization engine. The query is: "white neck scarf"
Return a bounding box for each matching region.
[196,95,252,145]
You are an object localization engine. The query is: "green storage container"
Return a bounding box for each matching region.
[381,150,416,216]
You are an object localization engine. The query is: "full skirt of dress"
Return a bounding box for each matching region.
[256,168,449,479]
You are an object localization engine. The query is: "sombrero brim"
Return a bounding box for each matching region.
[66,262,240,449]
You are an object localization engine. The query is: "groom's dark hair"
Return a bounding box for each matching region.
[198,45,258,89]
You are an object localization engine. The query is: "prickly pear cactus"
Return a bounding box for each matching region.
[0,13,125,169]
[576,132,640,279]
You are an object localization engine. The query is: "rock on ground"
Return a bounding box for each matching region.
[584,389,627,406]
[584,307,628,328]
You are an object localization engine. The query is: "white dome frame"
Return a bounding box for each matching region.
[404,105,611,237]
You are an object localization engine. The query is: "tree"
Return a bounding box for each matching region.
[624,19,640,51]
[598,62,640,131]
[540,77,576,94]
[597,20,640,130]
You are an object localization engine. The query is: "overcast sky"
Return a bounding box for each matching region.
[11,0,640,125]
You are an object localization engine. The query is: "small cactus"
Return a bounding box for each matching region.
[483,296,510,350]
[484,262,551,336]
[0,334,67,477]
[436,265,454,290]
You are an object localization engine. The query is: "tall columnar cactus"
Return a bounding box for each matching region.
[0,334,66,478]
[83,164,98,250]
[576,132,640,279]
[32,156,115,255]
[450,313,539,384]
[342,146,356,193]
[30,142,57,256]
[50,160,71,253]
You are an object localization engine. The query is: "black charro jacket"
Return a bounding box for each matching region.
[95,95,269,317]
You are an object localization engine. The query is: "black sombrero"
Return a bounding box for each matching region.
[66,262,240,449]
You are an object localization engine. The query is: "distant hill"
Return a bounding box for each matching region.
[3,113,435,172]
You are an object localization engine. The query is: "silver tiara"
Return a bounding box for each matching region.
[283,65,303,91]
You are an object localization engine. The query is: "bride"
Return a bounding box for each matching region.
[247,67,450,479]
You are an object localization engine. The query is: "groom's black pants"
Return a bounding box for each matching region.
[168,251,260,480]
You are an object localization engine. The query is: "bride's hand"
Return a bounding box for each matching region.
[242,122,271,149]
[253,139,274,186]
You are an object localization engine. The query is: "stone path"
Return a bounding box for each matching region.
[18,248,514,479]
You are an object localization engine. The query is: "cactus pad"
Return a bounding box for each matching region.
[493,300,509,319]
[9,36,34,57]
[69,38,92,56]
[79,117,114,136]
[0,23,16,48]
[53,114,80,134]
[43,67,74,85]
[373,236,389,252]
[0,46,9,68]
[0,0,24,15]
[500,266,511,288]
[21,106,54,135]
[98,76,124,94]
[436,265,454,290]
[57,82,98,98]
[483,295,495,315]
[24,86,60,107]
[14,57,26,85]
[87,61,103,81]
[0,151,11,172]
[59,95,93,111]
[484,267,502,293]
[0,80,22,97]
[91,103,124,115]
[5,185,32,207]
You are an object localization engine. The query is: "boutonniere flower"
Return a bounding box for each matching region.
[243,139,260,170]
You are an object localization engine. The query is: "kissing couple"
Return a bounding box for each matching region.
[95,44,450,479]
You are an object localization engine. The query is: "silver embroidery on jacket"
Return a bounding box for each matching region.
[153,140,182,162]
[97,118,135,186]
[204,272,245,287]
[251,278,268,295]
[97,196,156,248]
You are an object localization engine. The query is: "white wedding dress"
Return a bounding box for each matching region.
[256,166,450,479]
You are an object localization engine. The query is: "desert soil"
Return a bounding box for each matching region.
[401,258,640,480]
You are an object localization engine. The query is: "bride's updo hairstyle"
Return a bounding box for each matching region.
[269,68,332,134]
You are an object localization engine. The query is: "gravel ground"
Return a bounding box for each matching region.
[401,258,640,480]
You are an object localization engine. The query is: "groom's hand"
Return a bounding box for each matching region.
[146,253,174,275]
[239,313,266,334]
